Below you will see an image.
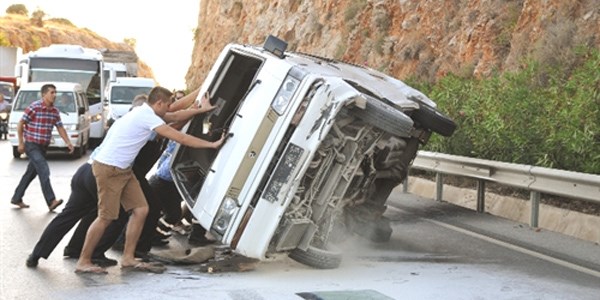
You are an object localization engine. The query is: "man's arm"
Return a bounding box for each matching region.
[163,92,216,123]
[163,108,203,123]
[56,126,74,153]
[168,88,201,112]
[17,120,25,153]
[154,124,224,149]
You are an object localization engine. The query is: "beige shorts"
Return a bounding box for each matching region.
[92,161,148,220]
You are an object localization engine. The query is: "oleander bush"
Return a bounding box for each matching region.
[410,47,600,174]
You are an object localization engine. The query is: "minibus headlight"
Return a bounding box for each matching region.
[271,75,300,115]
[212,197,239,235]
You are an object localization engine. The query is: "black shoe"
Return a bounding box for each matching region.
[63,246,80,258]
[92,255,118,267]
[111,240,124,252]
[26,254,40,268]
[134,251,152,262]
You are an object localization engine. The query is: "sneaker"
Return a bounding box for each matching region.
[172,222,192,235]
[26,254,40,268]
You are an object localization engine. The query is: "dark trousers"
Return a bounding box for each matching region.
[149,174,183,224]
[31,163,127,259]
[12,142,56,205]
[66,139,165,254]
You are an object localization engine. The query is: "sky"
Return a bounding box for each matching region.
[0,1,200,90]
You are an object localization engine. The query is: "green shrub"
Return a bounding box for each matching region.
[415,47,599,174]
[6,4,28,16]
[0,31,10,47]
[344,0,367,22]
[30,9,45,27]
[47,18,74,26]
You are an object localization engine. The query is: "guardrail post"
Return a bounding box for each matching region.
[476,180,485,213]
[435,173,443,202]
[530,191,540,228]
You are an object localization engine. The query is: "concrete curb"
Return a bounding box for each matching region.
[404,177,600,244]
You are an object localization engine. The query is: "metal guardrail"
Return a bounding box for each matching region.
[407,151,600,227]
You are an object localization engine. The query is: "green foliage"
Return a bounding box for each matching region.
[0,31,10,47]
[30,9,45,27]
[123,38,136,48]
[6,4,28,16]
[30,35,41,49]
[334,42,347,59]
[374,34,385,55]
[47,18,74,26]
[344,0,367,22]
[418,47,600,174]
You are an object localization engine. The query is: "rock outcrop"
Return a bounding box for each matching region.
[187,0,599,88]
[0,14,154,78]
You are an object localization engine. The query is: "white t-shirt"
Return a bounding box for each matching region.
[94,103,165,169]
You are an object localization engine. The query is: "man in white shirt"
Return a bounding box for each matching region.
[75,86,224,274]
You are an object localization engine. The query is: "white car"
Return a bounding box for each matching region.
[171,36,456,269]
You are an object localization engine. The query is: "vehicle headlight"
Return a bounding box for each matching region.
[212,197,238,235]
[271,75,300,115]
[63,124,77,131]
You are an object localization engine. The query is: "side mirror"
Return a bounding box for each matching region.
[78,106,85,115]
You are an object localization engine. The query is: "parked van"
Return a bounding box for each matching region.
[8,82,90,158]
[105,77,155,125]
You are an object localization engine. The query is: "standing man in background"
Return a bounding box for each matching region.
[11,83,73,211]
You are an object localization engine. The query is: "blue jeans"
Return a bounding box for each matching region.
[11,142,56,205]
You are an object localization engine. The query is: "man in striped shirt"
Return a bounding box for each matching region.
[11,83,73,211]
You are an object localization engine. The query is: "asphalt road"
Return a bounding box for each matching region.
[0,140,599,300]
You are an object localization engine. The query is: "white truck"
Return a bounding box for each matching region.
[0,46,22,103]
[105,77,155,124]
[0,46,22,77]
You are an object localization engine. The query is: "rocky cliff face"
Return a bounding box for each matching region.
[186,0,599,88]
[0,14,154,78]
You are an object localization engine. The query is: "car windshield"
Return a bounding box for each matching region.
[55,92,76,112]
[111,86,152,104]
[14,91,40,110]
